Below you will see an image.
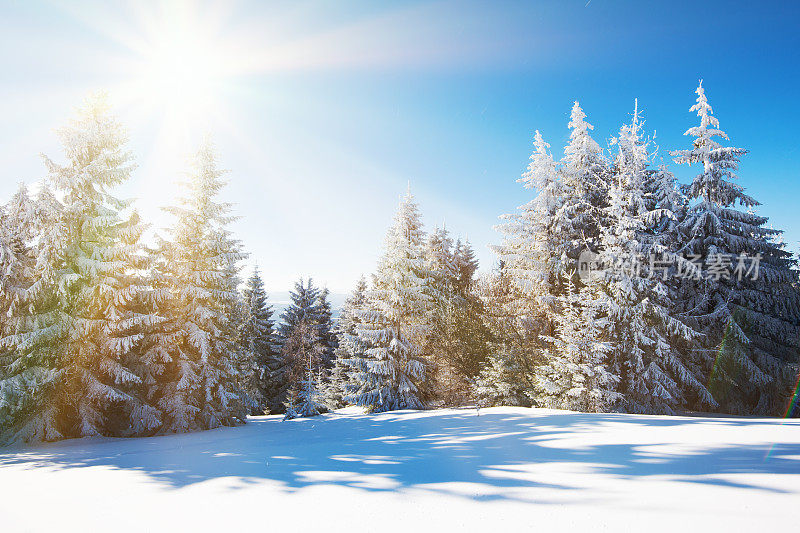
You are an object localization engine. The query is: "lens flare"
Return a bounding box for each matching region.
[783,369,800,418]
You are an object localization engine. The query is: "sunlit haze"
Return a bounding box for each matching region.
[1,0,798,293]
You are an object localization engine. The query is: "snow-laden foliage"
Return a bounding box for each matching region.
[277,278,322,340]
[270,277,334,413]
[561,101,610,257]
[495,130,566,308]
[671,82,800,414]
[536,273,619,412]
[586,104,708,414]
[487,84,800,417]
[316,287,338,368]
[2,80,799,444]
[146,139,248,433]
[346,191,430,412]
[490,108,612,408]
[281,321,324,419]
[238,267,278,414]
[296,366,322,418]
[1,95,160,441]
[0,184,56,438]
[424,228,491,404]
[474,349,532,408]
[323,275,368,410]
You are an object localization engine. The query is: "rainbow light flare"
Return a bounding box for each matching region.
[783,368,800,418]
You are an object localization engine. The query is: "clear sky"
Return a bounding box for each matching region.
[1,0,798,293]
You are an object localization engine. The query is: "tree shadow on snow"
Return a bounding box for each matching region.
[1,409,798,503]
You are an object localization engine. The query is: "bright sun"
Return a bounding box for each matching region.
[116,1,249,144]
[135,28,229,126]
[107,4,249,191]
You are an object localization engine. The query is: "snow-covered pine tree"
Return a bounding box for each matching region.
[0,182,66,441]
[535,272,618,412]
[220,236,248,416]
[316,287,337,369]
[425,225,458,294]
[640,141,716,413]
[0,184,44,437]
[269,277,324,412]
[424,231,491,404]
[1,95,159,441]
[120,248,171,437]
[561,102,610,258]
[642,162,687,250]
[671,81,800,414]
[238,266,278,414]
[495,130,567,312]
[0,184,38,326]
[452,239,480,293]
[486,129,571,406]
[323,275,368,410]
[422,224,457,403]
[282,385,299,421]
[321,357,350,411]
[588,103,708,414]
[346,190,430,412]
[473,264,540,406]
[473,349,531,408]
[488,114,606,405]
[154,139,248,432]
[278,278,321,340]
[279,319,324,416]
[297,354,322,418]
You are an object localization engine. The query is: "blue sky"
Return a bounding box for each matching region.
[1,0,798,293]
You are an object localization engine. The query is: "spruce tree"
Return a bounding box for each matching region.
[323,275,368,410]
[297,359,322,418]
[422,225,457,403]
[495,130,566,310]
[474,349,531,408]
[424,232,491,404]
[535,273,618,412]
[278,278,321,339]
[426,225,458,292]
[316,287,337,369]
[474,265,540,406]
[453,239,480,293]
[321,358,350,411]
[0,184,39,328]
[282,386,299,421]
[561,102,610,258]
[0,184,46,438]
[238,266,278,414]
[671,81,800,414]
[279,320,324,417]
[1,96,159,441]
[490,114,608,407]
[492,130,566,377]
[347,190,430,412]
[270,277,324,412]
[153,139,248,432]
[586,104,709,414]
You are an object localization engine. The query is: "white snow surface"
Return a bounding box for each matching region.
[2,406,799,531]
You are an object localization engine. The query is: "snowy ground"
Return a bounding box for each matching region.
[1,407,799,532]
